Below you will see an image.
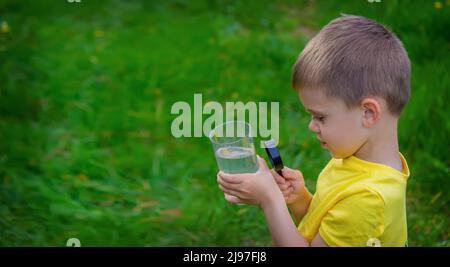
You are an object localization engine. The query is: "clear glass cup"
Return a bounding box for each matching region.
[209,121,259,174]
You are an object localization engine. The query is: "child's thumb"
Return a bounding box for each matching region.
[256,155,269,172]
[281,167,301,180]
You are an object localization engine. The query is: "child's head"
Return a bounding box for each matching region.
[292,15,411,158]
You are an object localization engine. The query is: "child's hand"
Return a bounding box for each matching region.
[271,167,306,205]
[217,155,282,207]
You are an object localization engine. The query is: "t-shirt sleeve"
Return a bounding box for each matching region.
[318,188,385,247]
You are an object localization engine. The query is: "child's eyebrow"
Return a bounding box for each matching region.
[306,108,326,116]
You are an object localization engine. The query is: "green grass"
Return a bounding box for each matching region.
[0,0,448,246]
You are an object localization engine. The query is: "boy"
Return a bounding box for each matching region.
[216,15,411,247]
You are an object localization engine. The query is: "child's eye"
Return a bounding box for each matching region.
[313,115,325,122]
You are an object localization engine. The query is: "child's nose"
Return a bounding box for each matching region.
[308,120,320,134]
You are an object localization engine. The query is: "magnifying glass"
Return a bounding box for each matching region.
[264,139,284,176]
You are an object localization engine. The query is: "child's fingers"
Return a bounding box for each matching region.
[270,169,285,184]
[281,186,293,195]
[218,171,243,184]
[281,167,303,181]
[219,184,243,199]
[280,185,291,194]
[280,185,294,196]
[217,174,241,192]
[278,182,290,191]
[224,193,243,204]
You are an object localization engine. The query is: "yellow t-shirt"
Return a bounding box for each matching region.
[298,153,410,247]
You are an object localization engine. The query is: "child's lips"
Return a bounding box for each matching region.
[317,137,327,147]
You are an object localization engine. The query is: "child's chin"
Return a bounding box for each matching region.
[327,148,343,158]
[330,152,341,158]
[324,148,336,158]
[322,145,350,159]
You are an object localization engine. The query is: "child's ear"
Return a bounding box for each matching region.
[360,97,381,128]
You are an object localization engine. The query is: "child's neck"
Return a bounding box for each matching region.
[353,122,403,172]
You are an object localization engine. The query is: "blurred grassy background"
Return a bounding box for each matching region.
[0,0,448,246]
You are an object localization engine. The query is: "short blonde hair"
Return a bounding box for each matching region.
[292,15,411,116]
